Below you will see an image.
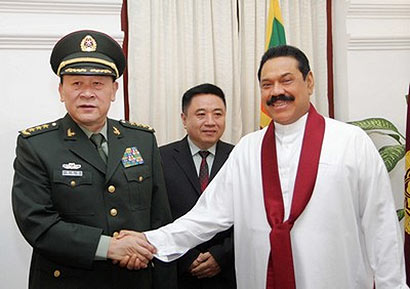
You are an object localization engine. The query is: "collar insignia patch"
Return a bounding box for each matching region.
[67,128,76,137]
[113,126,121,136]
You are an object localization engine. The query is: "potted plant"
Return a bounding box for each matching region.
[349,118,406,220]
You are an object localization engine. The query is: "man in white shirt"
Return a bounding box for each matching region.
[120,45,408,289]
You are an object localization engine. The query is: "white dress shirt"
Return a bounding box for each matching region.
[187,137,217,176]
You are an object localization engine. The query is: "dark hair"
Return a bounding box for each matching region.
[257,45,311,81]
[182,83,226,113]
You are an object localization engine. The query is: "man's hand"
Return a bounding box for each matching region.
[189,252,221,278]
[107,231,156,270]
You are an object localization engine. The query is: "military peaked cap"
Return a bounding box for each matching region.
[50,30,126,79]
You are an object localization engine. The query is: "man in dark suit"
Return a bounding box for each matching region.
[12,30,175,289]
[160,83,236,289]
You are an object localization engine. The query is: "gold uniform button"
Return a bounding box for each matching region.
[108,185,116,193]
[53,270,61,278]
[110,208,118,217]
[113,231,119,238]
[138,176,143,182]
[70,180,76,187]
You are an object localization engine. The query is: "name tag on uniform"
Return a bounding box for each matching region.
[62,170,83,177]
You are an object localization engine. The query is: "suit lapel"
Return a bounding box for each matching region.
[61,114,106,174]
[105,119,124,182]
[210,141,230,181]
[173,137,201,195]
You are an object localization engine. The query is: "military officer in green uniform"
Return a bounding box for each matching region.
[12,30,176,289]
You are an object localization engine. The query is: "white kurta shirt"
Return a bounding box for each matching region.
[146,116,408,289]
[275,113,305,221]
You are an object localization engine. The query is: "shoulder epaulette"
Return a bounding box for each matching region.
[19,121,59,138]
[119,120,155,133]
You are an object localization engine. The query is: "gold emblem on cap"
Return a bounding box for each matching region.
[80,35,97,52]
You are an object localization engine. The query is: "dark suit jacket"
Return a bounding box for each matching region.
[160,137,236,289]
[12,114,176,289]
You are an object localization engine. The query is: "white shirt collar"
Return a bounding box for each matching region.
[187,137,217,157]
[274,112,308,137]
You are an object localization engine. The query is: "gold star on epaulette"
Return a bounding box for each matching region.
[119,120,155,133]
[20,122,58,138]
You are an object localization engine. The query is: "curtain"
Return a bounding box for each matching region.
[127,0,328,145]
[280,0,328,116]
[127,0,241,144]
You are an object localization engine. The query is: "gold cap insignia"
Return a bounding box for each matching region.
[80,35,97,52]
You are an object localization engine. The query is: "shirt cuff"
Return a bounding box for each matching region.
[145,230,187,262]
[94,235,111,260]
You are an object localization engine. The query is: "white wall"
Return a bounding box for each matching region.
[0,0,123,287]
[333,0,410,208]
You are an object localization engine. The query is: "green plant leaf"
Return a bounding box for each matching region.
[387,133,402,143]
[348,118,400,134]
[367,131,402,144]
[397,208,405,221]
[379,144,406,172]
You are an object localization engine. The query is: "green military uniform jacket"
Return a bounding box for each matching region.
[12,114,176,289]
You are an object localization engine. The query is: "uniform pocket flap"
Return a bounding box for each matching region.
[123,166,151,183]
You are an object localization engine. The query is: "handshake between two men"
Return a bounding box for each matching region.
[107,230,222,278]
[107,230,155,270]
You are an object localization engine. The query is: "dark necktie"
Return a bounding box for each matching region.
[90,133,107,164]
[198,151,210,192]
